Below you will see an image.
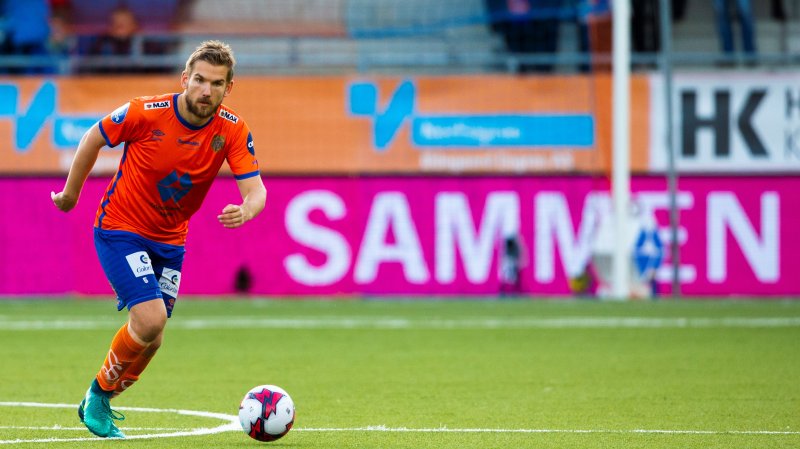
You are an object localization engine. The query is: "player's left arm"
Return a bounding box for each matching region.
[218,175,267,229]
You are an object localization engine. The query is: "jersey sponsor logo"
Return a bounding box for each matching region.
[110,103,130,124]
[144,100,171,110]
[219,109,239,124]
[125,251,154,277]
[212,134,225,152]
[157,170,193,203]
[177,137,200,147]
[246,132,255,155]
[158,267,181,298]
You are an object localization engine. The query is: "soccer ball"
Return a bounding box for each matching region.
[238,385,295,442]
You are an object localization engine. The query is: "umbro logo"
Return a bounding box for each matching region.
[147,129,165,142]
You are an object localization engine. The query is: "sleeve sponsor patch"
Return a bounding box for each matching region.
[144,100,171,110]
[125,251,154,277]
[219,109,239,124]
[111,103,130,124]
[246,132,255,155]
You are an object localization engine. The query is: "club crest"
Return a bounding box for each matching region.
[211,134,225,152]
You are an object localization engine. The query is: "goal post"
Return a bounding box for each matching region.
[611,0,632,300]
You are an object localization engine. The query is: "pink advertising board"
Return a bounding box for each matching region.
[1,176,797,297]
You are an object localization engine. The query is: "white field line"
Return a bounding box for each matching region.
[0,402,797,445]
[0,402,239,444]
[0,316,799,331]
[0,426,188,431]
[295,425,800,435]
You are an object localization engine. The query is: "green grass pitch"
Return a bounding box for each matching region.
[0,297,798,448]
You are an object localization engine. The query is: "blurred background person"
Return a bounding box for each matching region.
[631,0,660,69]
[79,5,172,74]
[87,6,140,59]
[486,0,563,73]
[712,0,756,62]
[0,0,53,74]
[47,11,72,56]
[499,234,527,297]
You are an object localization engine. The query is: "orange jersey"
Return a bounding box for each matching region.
[94,93,260,245]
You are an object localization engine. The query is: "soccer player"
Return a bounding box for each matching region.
[50,40,267,438]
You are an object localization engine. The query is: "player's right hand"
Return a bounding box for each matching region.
[51,191,77,212]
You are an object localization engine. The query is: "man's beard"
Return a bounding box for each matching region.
[186,97,218,119]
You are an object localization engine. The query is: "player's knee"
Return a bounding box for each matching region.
[130,319,164,344]
[148,332,164,351]
[129,301,168,343]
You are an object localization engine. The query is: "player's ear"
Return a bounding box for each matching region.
[180,71,188,89]
[224,80,234,97]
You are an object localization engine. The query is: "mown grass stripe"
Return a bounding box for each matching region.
[0,316,799,331]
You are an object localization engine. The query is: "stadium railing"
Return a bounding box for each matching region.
[1,1,798,75]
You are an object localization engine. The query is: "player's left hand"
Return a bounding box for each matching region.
[51,190,77,212]
[218,204,250,228]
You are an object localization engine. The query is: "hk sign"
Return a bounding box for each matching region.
[650,72,800,172]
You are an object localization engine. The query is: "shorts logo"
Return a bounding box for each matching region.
[219,109,239,124]
[125,251,154,277]
[144,100,171,110]
[158,268,181,298]
[111,103,130,124]
[211,134,225,152]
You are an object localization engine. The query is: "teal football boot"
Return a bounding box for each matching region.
[78,380,126,438]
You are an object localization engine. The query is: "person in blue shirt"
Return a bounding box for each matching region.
[0,0,53,74]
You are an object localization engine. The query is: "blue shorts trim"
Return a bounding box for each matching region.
[94,228,186,317]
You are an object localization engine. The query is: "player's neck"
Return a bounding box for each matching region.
[177,93,213,127]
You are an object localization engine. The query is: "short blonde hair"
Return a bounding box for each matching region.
[184,40,236,82]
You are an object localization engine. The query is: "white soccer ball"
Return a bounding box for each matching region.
[238,384,295,442]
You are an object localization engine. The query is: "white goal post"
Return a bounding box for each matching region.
[611,0,632,299]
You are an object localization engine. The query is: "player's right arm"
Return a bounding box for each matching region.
[51,123,107,212]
